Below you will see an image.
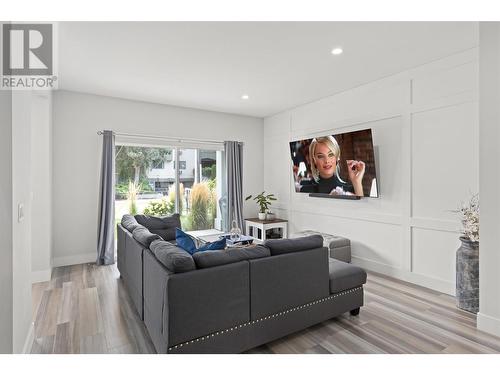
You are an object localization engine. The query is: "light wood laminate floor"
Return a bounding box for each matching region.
[31,263,500,354]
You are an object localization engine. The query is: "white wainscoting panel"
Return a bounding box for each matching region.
[411,102,478,221]
[411,227,460,288]
[290,211,404,269]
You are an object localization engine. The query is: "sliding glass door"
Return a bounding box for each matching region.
[115,143,223,233]
[178,148,219,230]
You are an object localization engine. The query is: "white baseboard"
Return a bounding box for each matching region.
[52,252,96,267]
[22,322,35,354]
[31,268,52,283]
[352,255,455,296]
[477,312,500,338]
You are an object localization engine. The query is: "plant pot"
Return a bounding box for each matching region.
[258,212,266,220]
[266,212,275,220]
[456,236,479,313]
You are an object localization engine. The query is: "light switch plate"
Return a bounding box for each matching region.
[18,203,24,222]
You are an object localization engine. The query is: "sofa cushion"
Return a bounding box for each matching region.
[264,235,324,256]
[150,239,196,273]
[134,214,181,241]
[193,245,270,269]
[132,226,162,248]
[328,258,367,294]
[121,214,143,232]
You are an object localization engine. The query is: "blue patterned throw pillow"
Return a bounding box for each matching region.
[175,228,227,254]
[175,228,197,255]
[198,237,226,252]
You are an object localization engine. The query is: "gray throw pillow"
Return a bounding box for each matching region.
[121,214,143,232]
[134,214,181,241]
[193,245,271,269]
[150,239,196,273]
[132,226,162,248]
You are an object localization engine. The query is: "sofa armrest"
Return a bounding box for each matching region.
[143,249,174,353]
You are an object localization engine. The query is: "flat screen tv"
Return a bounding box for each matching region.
[289,129,378,198]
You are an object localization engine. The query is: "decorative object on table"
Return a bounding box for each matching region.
[266,211,276,220]
[454,193,479,313]
[229,219,242,242]
[245,192,277,221]
[220,234,254,246]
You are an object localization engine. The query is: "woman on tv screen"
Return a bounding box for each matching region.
[300,136,365,196]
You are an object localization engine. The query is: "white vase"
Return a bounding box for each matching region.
[258,212,266,220]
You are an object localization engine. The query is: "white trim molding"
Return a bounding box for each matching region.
[22,322,35,354]
[477,313,500,338]
[352,256,455,296]
[31,268,52,284]
[52,252,96,267]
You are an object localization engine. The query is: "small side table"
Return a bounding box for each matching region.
[245,218,288,244]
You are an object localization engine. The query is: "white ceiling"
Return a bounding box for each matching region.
[58,22,478,118]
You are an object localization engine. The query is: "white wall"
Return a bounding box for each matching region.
[0,90,13,353]
[31,93,53,283]
[52,91,264,266]
[478,22,500,337]
[11,91,34,353]
[264,48,479,295]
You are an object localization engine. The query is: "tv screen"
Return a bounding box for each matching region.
[289,129,378,198]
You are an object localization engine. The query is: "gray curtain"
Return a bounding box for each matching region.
[97,130,115,265]
[224,141,244,233]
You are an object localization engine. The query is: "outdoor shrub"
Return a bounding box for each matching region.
[143,198,174,216]
[116,182,129,200]
[143,183,184,216]
[190,182,211,230]
[202,164,216,180]
[207,180,217,221]
[127,181,139,215]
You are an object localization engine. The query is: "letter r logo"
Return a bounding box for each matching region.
[2,24,53,76]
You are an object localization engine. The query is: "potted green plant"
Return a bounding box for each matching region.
[245,192,277,220]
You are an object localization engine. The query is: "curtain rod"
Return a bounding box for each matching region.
[97,130,243,146]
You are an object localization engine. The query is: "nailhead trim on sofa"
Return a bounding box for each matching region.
[167,286,363,352]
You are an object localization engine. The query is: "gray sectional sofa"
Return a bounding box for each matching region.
[117,214,367,354]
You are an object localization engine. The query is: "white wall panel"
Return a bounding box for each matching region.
[291,211,403,269]
[411,227,460,283]
[412,61,477,106]
[263,134,291,209]
[412,102,479,221]
[290,75,407,137]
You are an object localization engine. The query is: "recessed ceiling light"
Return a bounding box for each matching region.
[331,47,343,55]
[241,94,249,100]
